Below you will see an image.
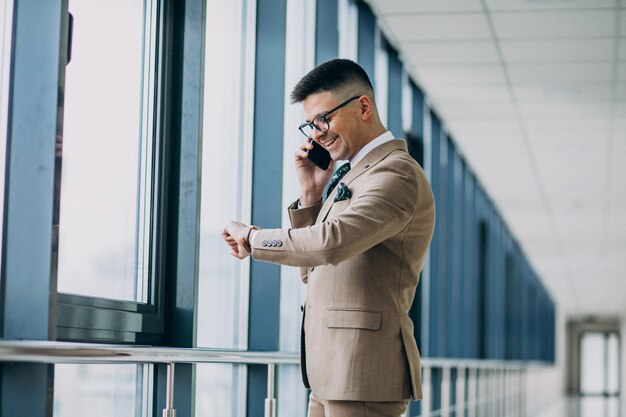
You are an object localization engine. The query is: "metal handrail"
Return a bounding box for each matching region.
[0,340,546,369]
[0,341,546,417]
[0,340,298,417]
[0,340,299,364]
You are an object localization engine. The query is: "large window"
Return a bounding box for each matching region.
[195,0,255,415]
[277,0,318,416]
[57,0,158,302]
[197,0,255,351]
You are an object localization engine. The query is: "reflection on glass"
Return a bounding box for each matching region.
[0,0,13,280]
[195,364,245,417]
[57,0,157,302]
[579,397,619,417]
[196,0,252,415]
[580,332,605,394]
[53,364,149,417]
[277,0,317,416]
[198,0,251,350]
[607,333,618,394]
[277,366,308,417]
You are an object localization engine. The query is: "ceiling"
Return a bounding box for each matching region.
[365,0,626,318]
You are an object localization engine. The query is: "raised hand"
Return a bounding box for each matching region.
[295,138,334,206]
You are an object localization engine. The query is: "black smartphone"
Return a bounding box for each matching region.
[307,139,331,170]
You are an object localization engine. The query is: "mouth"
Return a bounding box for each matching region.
[321,135,338,149]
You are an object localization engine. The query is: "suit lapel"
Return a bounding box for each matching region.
[316,139,408,224]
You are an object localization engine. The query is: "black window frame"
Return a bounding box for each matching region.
[56,0,169,345]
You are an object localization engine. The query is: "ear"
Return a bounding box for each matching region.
[358,95,374,121]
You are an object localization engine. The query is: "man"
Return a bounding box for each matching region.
[222,59,435,417]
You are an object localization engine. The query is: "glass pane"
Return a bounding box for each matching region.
[196,0,253,414]
[0,0,13,278]
[580,332,605,394]
[607,333,618,394]
[57,0,157,302]
[54,364,150,417]
[195,364,245,417]
[197,0,252,350]
[277,1,314,416]
[580,397,619,417]
[277,365,308,417]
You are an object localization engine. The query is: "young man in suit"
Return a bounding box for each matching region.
[223,59,435,417]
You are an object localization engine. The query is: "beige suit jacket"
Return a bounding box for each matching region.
[250,139,435,401]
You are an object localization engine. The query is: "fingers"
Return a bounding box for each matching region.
[223,224,250,260]
[229,244,250,259]
[295,139,314,160]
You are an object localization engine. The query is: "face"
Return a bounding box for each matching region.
[302,91,366,162]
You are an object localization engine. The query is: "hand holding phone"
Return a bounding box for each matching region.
[306,139,331,170]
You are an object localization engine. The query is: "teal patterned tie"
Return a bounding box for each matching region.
[325,162,351,199]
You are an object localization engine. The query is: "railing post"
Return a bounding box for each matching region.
[422,365,432,417]
[441,366,450,417]
[495,367,506,416]
[467,367,477,417]
[265,363,277,417]
[455,366,466,417]
[520,367,527,417]
[479,368,487,417]
[489,368,495,417]
[163,362,176,417]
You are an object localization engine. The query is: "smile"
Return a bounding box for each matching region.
[322,136,338,148]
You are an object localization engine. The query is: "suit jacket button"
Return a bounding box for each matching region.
[276,240,282,247]
[309,267,315,272]
[269,240,276,247]
[262,240,268,247]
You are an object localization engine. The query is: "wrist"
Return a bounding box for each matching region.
[300,192,323,207]
[242,225,260,252]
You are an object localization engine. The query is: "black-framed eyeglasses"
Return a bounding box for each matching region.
[298,96,360,138]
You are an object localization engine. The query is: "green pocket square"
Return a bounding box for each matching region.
[334,182,352,202]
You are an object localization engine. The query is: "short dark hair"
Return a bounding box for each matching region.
[290,59,374,103]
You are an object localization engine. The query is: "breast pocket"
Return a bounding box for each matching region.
[323,307,382,331]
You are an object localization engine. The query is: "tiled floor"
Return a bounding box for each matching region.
[536,396,621,417]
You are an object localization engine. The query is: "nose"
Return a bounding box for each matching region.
[311,125,325,141]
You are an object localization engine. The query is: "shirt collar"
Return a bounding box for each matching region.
[347,131,396,168]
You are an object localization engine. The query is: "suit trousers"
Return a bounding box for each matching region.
[307,392,409,417]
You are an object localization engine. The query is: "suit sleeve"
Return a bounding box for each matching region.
[250,157,421,267]
[285,199,322,283]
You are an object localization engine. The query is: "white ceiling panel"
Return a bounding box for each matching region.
[619,62,626,80]
[454,128,525,144]
[448,118,521,132]
[369,1,626,317]
[514,83,615,101]
[402,41,499,65]
[414,64,506,85]
[619,38,626,59]
[424,82,511,101]
[434,102,518,120]
[524,117,616,131]
[491,10,616,39]
[507,62,613,83]
[368,0,482,14]
[485,0,619,12]
[501,38,614,63]
[381,14,491,42]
